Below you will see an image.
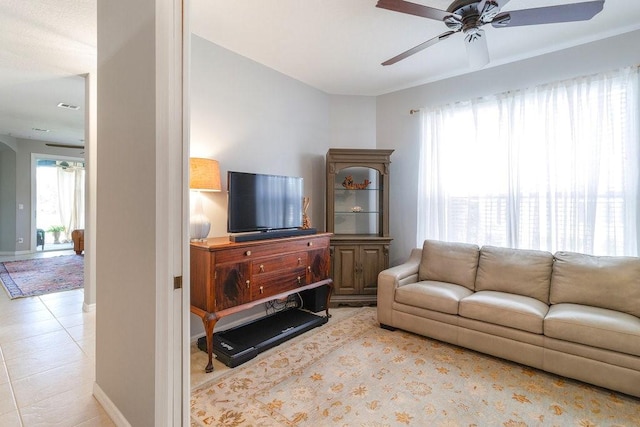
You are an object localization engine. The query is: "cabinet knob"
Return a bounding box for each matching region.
[307,266,311,272]
[245,250,252,256]
[297,257,302,265]
[259,286,264,294]
[297,276,302,284]
[307,242,313,247]
[259,264,264,272]
[246,280,250,288]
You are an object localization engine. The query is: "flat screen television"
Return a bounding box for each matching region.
[227,171,304,234]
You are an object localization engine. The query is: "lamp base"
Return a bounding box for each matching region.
[190,213,211,240]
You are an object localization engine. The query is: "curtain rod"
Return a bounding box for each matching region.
[407,65,640,116]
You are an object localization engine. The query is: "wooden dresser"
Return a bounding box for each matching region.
[190,232,333,372]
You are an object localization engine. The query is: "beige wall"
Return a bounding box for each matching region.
[0,145,16,252]
[96,0,159,424]
[189,36,378,338]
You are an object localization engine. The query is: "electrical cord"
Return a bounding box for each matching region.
[264,293,301,315]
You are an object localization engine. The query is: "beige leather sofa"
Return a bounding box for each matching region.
[377,240,640,398]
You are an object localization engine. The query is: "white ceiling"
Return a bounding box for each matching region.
[191,0,640,96]
[0,0,95,146]
[1,0,639,145]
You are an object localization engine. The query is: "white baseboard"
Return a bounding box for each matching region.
[83,302,96,312]
[93,382,131,427]
[0,250,31,256]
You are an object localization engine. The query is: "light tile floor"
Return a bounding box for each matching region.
[0,250,114,426]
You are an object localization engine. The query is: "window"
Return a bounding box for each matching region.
[417,66,639,256]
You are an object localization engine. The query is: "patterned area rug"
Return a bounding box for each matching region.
[191,308,640,426]
[0,255,84,299]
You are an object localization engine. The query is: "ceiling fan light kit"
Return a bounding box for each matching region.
[376,0,606,68]
[464,29,489,69]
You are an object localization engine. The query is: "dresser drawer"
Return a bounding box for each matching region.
[252,251,307,275]
[251,267,308,300]
[213,246,260,264]
[213,235,329,264]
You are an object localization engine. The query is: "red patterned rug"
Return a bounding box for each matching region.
[0,255,84,299]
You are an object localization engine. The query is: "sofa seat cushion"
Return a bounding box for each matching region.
[395,281,473,315]
[544,303,640,357]
[459,291,549,334]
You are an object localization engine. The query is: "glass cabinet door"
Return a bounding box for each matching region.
[333,167,381,235]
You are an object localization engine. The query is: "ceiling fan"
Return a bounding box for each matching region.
[56,160,85,171]
[376,0,605,68]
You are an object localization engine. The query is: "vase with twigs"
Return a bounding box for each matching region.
[302,197,311,229]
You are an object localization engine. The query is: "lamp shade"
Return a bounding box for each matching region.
[189,158,221,191]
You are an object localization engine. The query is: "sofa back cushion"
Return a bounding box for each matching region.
[419,240,480,290]
[475,246,554,303]
[550,251,640,317]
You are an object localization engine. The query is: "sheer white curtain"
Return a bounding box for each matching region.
[57,165,86,240]
[417,66,639,256]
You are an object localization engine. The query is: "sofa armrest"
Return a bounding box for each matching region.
[377,248,422,326]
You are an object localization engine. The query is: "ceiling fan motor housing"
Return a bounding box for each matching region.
[445,0,501,34]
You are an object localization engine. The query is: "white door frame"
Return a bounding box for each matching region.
[155,0,190,424]
[181,0,192,422]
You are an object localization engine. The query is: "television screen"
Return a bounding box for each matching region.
[227,171,303,233]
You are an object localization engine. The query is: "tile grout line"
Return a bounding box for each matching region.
[0,345,25,426]
[38,293,88,355]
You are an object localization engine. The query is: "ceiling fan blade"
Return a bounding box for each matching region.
[465,29,490,69]
[382,31,456,66]
[491,0,605,28]
[376,0,457,21]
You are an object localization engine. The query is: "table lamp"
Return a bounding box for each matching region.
[189,158,221,240]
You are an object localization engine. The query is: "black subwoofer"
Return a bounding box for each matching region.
[299,284,329,313]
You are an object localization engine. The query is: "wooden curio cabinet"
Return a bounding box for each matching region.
[326,148,393,305]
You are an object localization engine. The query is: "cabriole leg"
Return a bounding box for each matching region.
[202,314,218,373]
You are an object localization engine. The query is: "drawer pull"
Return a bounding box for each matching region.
[259,264,264,272]
[307,266,311,272]
[297,276,302,285]
[259,286,264,294]
[307,242,313,247]
[245,250,252,256]
[246,280,250,288]
[297,257,302,265]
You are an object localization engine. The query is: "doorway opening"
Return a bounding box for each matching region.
[34,155,85,252]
